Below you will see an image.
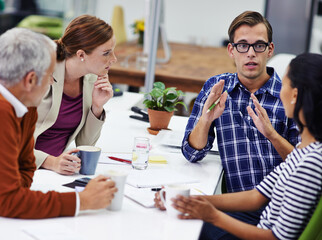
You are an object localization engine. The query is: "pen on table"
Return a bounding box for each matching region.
[193,188,207,195]
[206,90,227,113]
[151,188,162,191]
[108,156,131,164]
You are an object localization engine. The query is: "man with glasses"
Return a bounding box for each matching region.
[181,11,299,239]
[231,42,270,53]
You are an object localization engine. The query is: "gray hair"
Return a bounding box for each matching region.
[0,28,56,87]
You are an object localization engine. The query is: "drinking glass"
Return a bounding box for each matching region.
[132,137,150,170]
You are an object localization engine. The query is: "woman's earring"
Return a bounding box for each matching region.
[81,58,84,62]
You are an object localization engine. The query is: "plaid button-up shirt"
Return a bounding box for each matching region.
[182,67,300,193]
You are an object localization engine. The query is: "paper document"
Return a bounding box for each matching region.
[21,223,85,240]
[153,129,184,148]
[126,168,199,188]
[124,186,208,208]
[124,185,156,208]
[154,129,219,154]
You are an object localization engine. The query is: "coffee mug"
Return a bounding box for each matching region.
[76,145,101,175]
[160,184,190,217]
[105,170,128,211]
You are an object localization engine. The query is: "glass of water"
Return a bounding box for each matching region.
[132,137,150,170]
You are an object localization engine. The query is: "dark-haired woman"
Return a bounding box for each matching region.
[34,15,117,175]
[155,53,322,240]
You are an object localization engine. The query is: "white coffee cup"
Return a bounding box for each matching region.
[105,170,128,211]
[160,184,190,217]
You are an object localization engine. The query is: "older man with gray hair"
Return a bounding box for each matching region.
[0,28,117,219]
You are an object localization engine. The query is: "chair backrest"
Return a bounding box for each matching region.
[298,196,322,240]
[267,53,295,79]
[310,28,322,54]
[17,15,63,39]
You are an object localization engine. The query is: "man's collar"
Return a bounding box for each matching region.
[256,67,281,98]
[226,67,281,98]
[0,83,28,117]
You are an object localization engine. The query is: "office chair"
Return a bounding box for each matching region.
[17,15,63,39]
[267,53,295,79]
[298,196,322,240]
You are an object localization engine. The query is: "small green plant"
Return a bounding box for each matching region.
[143,82,187,112]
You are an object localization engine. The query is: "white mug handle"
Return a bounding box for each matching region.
[159,189,166,207]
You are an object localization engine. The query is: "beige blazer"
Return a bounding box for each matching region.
[34,61,105,168]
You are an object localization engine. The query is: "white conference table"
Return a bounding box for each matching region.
[0,92,222,240]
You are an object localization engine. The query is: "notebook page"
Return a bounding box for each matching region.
[126,168,199,188]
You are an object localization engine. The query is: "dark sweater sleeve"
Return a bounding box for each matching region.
[0,103,76,219]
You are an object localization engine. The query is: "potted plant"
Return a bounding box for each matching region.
[143,82,187,134]
[131,19,145,45]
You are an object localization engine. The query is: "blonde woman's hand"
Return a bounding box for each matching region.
[91,74,113,118]
[42,149,81,175]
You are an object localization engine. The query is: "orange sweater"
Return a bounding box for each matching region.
[0,94,76,218]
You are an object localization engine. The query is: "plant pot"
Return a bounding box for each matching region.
[148,109,174,131]
[138,31,144,45]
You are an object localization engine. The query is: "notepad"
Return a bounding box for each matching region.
[124,185,155,208]
[126,168,199,188]
[149,155,167,164]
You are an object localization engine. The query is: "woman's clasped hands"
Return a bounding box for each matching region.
[154,191,219,223]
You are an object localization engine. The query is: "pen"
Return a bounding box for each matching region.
[193,187,207,195]
[206,90,227,113]
[151,188,162,191]
[108,156,131,164]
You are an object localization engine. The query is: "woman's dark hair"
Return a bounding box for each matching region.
[287,53,322,141]
[55,15,113,61]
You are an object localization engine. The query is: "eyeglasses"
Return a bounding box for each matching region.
[231,42,270,53]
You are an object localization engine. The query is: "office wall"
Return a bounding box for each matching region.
[96,0,265,47]
[32,0,322,51]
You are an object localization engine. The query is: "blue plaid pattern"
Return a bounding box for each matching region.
[182,67,300,193]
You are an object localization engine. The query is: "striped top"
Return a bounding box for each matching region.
[256,141,322,239]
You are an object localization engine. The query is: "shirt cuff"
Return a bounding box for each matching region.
[75,191,80,216]
[90,107,106,121]
[99,109,106,121]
